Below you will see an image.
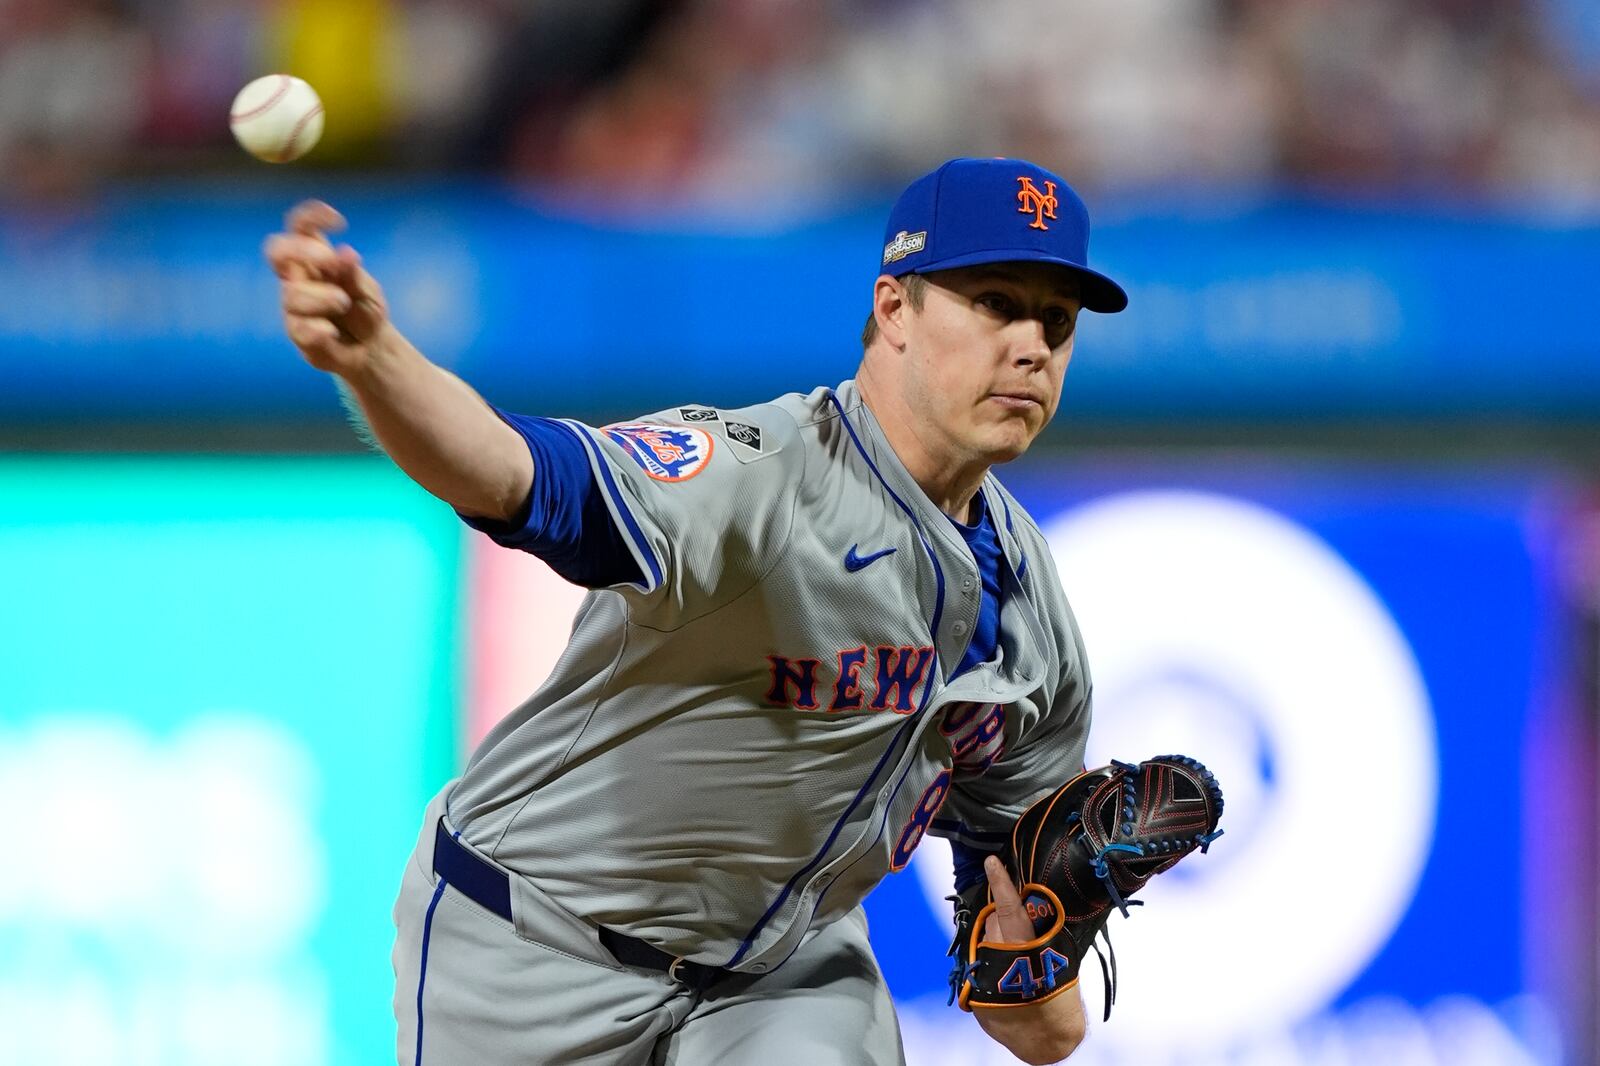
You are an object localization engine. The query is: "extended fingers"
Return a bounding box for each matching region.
[281,278,353,317]
[285,314,340,350]
[986,856,1021,903]
[264,232,344,278]
[265,237,371,294]
[285,199,346,239]
[983,856,1032,942]
[342,250,385,305]
[326,244,374,291]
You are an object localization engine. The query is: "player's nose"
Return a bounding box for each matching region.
[1009,318,1051,366]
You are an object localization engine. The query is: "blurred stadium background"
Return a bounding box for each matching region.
[2,0,1599,1063]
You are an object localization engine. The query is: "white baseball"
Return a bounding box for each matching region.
[229,75,324,164]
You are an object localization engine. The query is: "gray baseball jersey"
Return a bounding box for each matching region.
[444,376,1092,976]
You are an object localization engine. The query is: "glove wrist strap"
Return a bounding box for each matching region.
[955,885,1089,1010]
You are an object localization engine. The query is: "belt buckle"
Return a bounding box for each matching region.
[667,956,690,984]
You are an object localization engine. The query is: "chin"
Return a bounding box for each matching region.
[990,446,1029,466]
[968,416,1041,466]
[981,434,1033,465]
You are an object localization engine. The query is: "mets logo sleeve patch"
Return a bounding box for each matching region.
[565,408,803,627]
[603,423,716,482]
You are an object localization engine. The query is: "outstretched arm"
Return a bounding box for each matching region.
[264,199,532,521]
[972,855,1088,1064]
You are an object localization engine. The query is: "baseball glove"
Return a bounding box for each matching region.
[947,755,1224,1018]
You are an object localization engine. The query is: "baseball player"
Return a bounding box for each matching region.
[266,157,1129,1065]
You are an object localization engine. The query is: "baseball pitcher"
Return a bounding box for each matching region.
[265,157,1222,1066]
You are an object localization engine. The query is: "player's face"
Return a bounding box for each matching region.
[903,264,1081,464]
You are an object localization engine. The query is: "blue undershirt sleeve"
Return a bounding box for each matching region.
[456,410,644,589]
[950,840,997,896]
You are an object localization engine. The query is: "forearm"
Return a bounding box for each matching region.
[340,323,532,521]
[974,985,1087,1065]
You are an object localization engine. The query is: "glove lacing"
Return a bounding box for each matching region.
[944,894,974,1006]
[1089,923,1116,1022]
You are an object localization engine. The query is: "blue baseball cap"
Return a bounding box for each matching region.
[880,157,1128,313]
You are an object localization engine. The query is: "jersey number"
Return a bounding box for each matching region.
[890,769,951,871]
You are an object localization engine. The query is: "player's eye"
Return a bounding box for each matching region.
[977,293,1015,315]
[1045,307,1076,344]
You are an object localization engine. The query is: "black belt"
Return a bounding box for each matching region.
[594,926,730,992]
[431,819,732,991]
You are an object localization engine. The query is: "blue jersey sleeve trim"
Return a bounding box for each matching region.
[456,411,644,589]
[564,420,665,594]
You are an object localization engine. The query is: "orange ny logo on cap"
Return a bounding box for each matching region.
[1016,176,1058,231]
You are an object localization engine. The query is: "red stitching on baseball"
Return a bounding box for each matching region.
[230,74,293,123]
[278,103,323,162]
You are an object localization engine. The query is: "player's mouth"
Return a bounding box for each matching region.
[987,390,1046,412]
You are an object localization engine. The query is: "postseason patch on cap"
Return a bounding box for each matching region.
[883,230,927,265]
[605,423,715,482]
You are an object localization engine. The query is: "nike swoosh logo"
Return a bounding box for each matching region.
[844,545,897,572]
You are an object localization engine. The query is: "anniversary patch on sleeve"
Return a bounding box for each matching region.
[723,421,763,452]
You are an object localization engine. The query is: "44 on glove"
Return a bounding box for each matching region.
[949,755,1223,1017]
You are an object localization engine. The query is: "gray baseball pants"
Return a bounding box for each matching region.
[392,787,907,1065]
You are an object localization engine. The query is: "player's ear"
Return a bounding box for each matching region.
[872,275,911,351]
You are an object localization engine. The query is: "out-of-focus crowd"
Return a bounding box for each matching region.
[2,0,1598,212]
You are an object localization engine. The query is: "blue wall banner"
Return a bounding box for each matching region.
[2,183,1598,421]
